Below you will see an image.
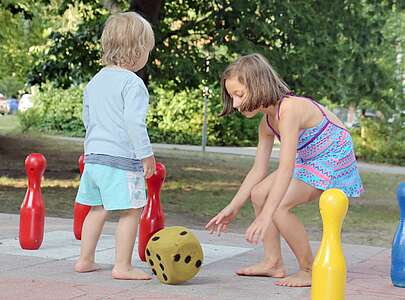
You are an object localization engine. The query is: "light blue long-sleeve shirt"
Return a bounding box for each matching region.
[83,67,153,160]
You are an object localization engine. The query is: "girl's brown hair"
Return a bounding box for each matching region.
[101,12,154,69]
[220,53,290,116]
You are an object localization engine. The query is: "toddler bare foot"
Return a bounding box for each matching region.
[112,266,152,280]
[275,270,311,287]
[236,260,286,278]
[75,260,101,273]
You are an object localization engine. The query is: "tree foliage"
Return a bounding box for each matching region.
[28,5,109,88]
[152,0,404,111]
[0,0,51,96]
[1,0,403,112]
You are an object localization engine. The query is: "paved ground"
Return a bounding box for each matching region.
[0,213,404,300]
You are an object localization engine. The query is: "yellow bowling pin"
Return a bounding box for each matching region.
[312,189,349,300]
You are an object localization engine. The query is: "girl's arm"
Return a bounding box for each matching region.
[205,116,274,234]
[245,101,300,243]
[229,116,275,209]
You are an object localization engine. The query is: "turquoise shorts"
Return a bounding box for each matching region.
[76,163,147,211]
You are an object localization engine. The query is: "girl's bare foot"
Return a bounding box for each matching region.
[275,270,311,287]
[236,260,286,278]
[74,260,101,273]
[112,266,152,280]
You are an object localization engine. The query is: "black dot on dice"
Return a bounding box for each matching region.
[146,249,151,256]
[149,259,154,266]
[156,253,161,260]
[180,231,188,236]
[152,269,157,275]
[174,254,181,262]
[185,255,191,264]
[163,273,168,281]
[159,263,165,271]
[152,236,160,241]
[195,260,202,268]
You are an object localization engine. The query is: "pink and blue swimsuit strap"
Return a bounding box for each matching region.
[265,92,295,141]
[265,116,281,140]
[265,92,347,150]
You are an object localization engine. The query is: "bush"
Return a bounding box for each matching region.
[17,81,261,146]
[18,108,42,132]
[351,118,405,166]
[18,83,85,137]
[148,82,260,146]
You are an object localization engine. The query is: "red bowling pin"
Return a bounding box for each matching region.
[78,154,85,174]
[73,155,91,240]
[138,162,166,261]
[19,153,47,250]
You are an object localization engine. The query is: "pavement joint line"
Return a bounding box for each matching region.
[351,248,387,265]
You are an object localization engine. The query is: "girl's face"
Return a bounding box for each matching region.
[225,76,258,118]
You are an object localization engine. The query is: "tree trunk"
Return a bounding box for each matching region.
[129,0,164,86]
[129,0,164,24]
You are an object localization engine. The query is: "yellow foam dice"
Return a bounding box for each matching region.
[145,226,203,284]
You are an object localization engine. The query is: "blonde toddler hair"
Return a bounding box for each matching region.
[101,12,155,68]
[220,53,290,116]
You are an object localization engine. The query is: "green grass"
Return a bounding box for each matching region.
[0,115,404,247]
[0,115,20,133]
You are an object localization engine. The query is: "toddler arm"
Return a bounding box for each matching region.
[123,83,153,160]
[82,89,89,130]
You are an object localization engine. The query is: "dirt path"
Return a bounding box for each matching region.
[49,135,405,175]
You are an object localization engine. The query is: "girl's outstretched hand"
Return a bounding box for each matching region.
[205,204,240,236]
[245,215,271,244]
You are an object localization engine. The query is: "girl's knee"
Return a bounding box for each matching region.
[250,185,267,208]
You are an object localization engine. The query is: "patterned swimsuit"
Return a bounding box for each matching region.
[266,94,364,197]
